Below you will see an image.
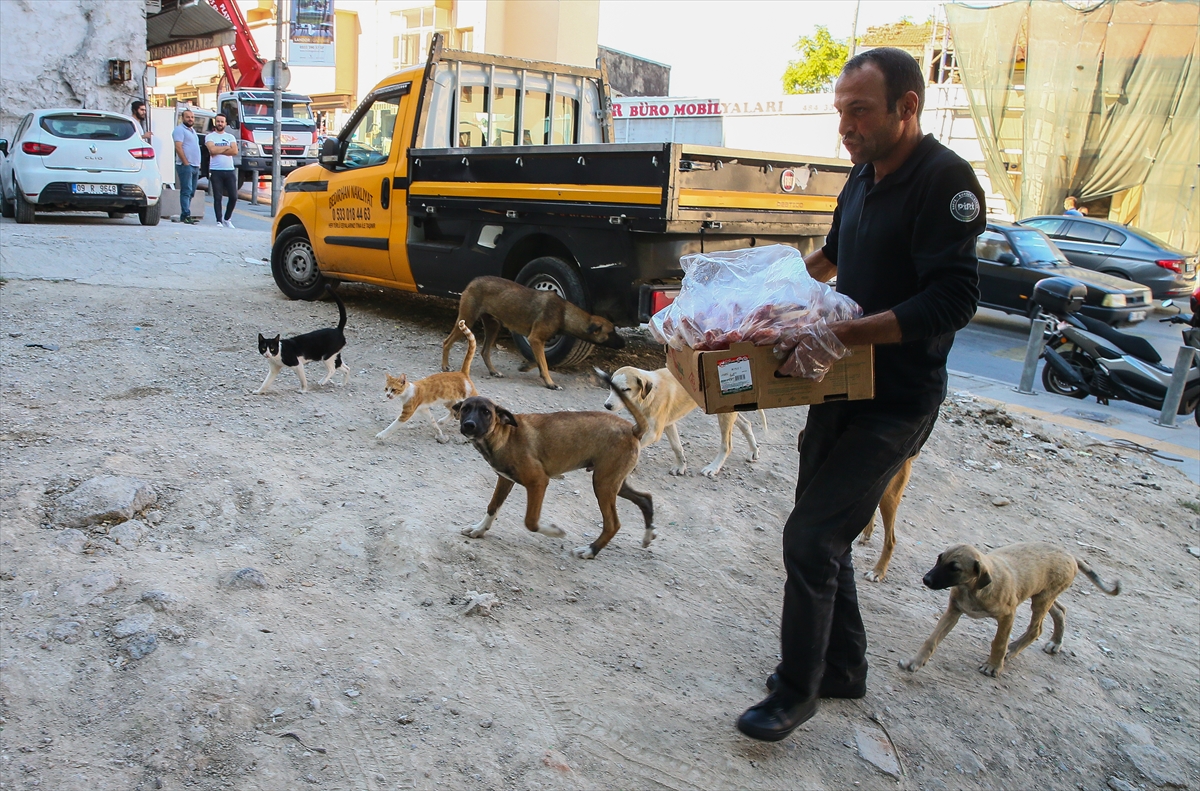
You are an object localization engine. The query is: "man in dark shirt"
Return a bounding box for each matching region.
[737,47,985,742]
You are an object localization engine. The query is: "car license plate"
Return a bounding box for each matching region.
[1127,310,1146,322]
[281,159,297,167]
[72,183,117,195]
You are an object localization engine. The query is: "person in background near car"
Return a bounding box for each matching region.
[735,47,985,743]
[1063,196,1084,216]
[206,113,238,228]
[131,101,152,144]
[172,109,201,225]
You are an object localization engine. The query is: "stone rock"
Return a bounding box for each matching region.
[54,529,87,554]
[956,752,986,775]
[1120,744,1189,788]
[63,570,121,606]
[1100,677,1120,691]
[1108,777,1137,791]
[113,612,154,638]
[991,497,1011,507]
[122,632,158,660]
[1119,722,1155,745]
[220,567,268,590]
[56,476,156,529]
[140,590,179,612]
[1187,546,1200,558]
[479,718,492,729]
[108,520,146,550]
[854,724,901,779]
[50,620,83,644]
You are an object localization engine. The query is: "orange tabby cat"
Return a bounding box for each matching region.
[377,320,478,443]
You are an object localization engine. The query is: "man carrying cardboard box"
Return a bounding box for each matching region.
[736,47,986,742]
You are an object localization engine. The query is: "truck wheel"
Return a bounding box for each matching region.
[513,256,595,368]
[14,188,35,224]
[138,202,161,226]
[272,225,326,300]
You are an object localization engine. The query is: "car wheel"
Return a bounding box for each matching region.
[108,211,127,219]
[138,202,161,226]
[14,186,35,224]
[0,193,13,219]
[512,256,595,368]
[1041,349,1093,399]
[272,225,325,300]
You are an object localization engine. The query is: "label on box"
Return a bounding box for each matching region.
[716,355,753,394]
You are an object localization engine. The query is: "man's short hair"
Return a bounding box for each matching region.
[215,113,227,121]
[842,47,926,114]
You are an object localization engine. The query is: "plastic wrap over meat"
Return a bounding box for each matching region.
[649,245,861,379]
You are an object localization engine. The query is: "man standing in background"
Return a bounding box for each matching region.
[131,101,152,144]
[205,114,239,228]
[172,109,201,225]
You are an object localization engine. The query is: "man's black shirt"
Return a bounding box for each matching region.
[823,134,985,412]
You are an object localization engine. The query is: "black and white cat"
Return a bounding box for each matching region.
[255,285,349,394]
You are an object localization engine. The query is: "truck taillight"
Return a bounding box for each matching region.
[650,290,678,315]
[22,142,56,155]
[129,147,156,159]
[1156,259,1183,273]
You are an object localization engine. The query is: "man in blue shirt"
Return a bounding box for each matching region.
[737,48,985,743]
[172,109,201,224]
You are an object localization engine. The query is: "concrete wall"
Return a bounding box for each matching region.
[485,0,599,68]
[599,46,669,97]
[0,0,148,138]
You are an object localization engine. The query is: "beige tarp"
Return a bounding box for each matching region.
[946,0,1200,253]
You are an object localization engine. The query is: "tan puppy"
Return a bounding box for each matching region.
[899,542,1120,677]
[452,368,654,559]
[441,276,624,390]
[604,366,764,478]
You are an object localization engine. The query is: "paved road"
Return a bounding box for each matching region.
[4,209,1195,477]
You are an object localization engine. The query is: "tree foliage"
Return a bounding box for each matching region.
[782,26,849,95]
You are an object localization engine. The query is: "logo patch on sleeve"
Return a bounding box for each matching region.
[950,191,981,222]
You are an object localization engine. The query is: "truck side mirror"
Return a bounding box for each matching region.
[997,252,1017,265]
[0,139,7,157]
[319,137,341,170]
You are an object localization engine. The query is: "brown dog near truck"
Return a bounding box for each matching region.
[452,368,654,559]
[899,542,1120,677]
[441,276,624,390]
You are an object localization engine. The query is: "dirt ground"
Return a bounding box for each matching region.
[1,227,1198,791]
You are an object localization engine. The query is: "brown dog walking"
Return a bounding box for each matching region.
[441,276,624,390]
[452,369,654,559]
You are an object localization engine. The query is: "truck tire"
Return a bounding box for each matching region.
[138,202,161,226]
[272,224,326,300]
[14,187,35,224]
[513,256,595,368]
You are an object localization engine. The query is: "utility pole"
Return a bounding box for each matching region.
[271,0,284,217]
[848,0,861,60]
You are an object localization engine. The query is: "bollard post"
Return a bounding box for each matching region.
[250,170,259,206]
[1015,318,1048,395]
[1152,346,1198,428]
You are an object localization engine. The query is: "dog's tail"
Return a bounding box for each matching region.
[458,320,476,379]
[1076,557,1120,596]
[327,284,347,331]
[595,367,648,441]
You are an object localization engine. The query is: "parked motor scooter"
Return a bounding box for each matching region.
[1032,277,1200,422]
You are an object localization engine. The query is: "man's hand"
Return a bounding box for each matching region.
[803,248,837,283]
[827,310,903,346]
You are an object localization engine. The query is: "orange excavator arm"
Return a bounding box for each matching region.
[208,0,265,89]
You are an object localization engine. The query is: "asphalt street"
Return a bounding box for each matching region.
[3,205,1196,479]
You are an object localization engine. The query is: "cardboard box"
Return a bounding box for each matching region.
[666,341,874,414]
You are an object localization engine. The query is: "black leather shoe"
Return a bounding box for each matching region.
[736,693,818,742]
[766,672,866,699]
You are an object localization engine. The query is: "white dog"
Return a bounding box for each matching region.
[603,366,765,478]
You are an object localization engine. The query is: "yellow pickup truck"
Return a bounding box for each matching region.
[272,35,850,366]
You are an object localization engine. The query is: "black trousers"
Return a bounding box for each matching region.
[210,169,237,222]
[775,400,938,701]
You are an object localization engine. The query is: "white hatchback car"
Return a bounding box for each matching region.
[0,108,163,225]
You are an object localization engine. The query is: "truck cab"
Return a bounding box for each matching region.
[271,37,849,367]
[217,89,319,183]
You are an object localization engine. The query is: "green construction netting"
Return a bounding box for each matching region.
[947,0,1200,254]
